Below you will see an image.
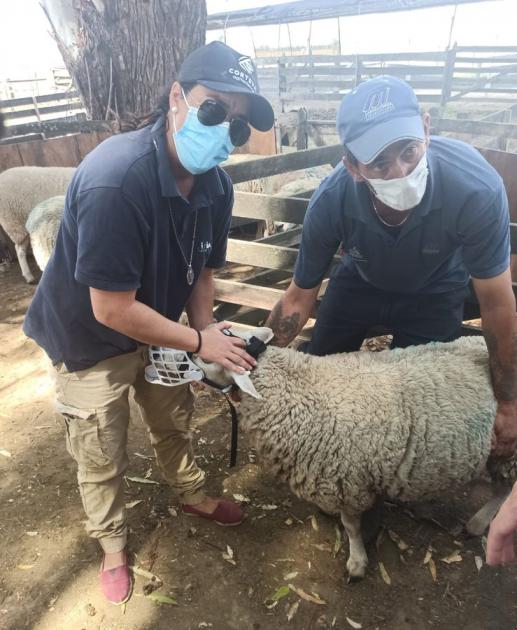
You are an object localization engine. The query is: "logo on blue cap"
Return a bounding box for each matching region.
[362,87,395,121]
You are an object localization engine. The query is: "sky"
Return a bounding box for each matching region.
[0,0,516,81]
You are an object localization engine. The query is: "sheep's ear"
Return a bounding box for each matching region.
[227,326,274,345]
[250,327,274,344]
[231,372,261,399]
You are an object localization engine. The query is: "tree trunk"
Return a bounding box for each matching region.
[41,0,207,125]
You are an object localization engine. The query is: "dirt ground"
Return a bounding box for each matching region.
[1,263,517,630]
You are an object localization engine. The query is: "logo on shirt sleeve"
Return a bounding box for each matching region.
[348,245,368,262]
[199,241,212,254]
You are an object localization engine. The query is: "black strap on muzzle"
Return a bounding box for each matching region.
[202,332,268,468]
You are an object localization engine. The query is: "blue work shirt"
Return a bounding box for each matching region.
[294,136,510,293]
[23,115,233,371]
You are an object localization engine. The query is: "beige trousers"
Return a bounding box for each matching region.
[52,346,206,553]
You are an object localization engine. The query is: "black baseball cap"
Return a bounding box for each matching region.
[178,41,275,132]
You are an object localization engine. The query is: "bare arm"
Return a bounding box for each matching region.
[473,268,517,455]
[89,286,256,372]
[487,481,517,566]
[186,267,215,330]
[265,279,321,347]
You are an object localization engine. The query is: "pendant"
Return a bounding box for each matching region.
[186,265,195,286]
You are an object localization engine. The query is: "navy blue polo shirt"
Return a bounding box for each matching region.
[23,115,233,371]
[294,136,510,294]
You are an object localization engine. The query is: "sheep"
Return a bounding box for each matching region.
[0,166,75,283]
[25,195,65,272]
[194,329,517,580]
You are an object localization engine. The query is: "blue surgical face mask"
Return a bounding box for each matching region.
[172,91,235,175]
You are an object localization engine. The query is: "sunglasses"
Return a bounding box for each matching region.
[196,98,251,147]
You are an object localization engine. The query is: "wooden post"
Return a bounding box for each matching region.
[441,44,457,108]
[278,57,286,114]
[296,107,308,150]
[354,55,363,87]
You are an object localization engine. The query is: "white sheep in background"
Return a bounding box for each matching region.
[195,331,516,581]
[0,166,75,283]
[25,195,65,272]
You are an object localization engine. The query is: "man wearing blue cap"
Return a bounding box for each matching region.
[267,75,516,457]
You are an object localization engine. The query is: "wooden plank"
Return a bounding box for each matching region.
[213,278,285,310]
[233,191,309,223]
[455,45,517,53]
[1,90,79,108]
[15,138,49,166]
[2,118,110,140]
[277,52,448,64]
[16,135,81,167]
[257,226,303,246]
[95,131,112,146]
[5,102,84,120]
[233,127,276,157]
[75,131,107,161]
[223,144,343,183]
[226,239,299,271]
[0,143,23,173]
[226,238,341,272]
[283,65,447,77]
[477,148,517,223]
[281,93,445,104]
[433,119,517,139]
[213,277,325,314]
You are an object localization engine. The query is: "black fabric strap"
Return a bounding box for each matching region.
[223,393,239,468]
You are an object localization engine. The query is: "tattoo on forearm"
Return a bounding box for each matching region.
[266,302,301,347]
[484,330,517,401]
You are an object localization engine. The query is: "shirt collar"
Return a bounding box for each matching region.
[150,115,225,205]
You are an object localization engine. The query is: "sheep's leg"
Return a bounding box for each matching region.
[15,237,36,284]
[465,490,510,536]
[341,510,368,581]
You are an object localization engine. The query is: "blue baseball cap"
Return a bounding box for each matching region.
[337,76,425,164]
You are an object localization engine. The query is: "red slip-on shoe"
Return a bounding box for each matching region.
[181,498,245,526]
[99,551,132,605]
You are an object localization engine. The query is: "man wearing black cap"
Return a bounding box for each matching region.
[267,76,516,459]
[23,41,274,604]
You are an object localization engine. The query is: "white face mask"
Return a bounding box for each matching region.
[365,153,429,211]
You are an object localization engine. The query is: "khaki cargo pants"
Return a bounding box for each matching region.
[52,346,206,553]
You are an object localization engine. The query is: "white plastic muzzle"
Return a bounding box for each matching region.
[144,346,204,387]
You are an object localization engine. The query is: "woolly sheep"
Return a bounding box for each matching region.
[0,166,75,283]
[196,330,517,580]
[25,195,65,272]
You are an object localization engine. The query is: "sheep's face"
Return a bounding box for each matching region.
[193,326,274,399]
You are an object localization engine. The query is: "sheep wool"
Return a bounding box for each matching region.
[238,336,511,516]
[0,166,75,282]
[25,195,66,272]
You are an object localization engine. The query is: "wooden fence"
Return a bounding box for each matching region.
[0,90,85,132]
[257,46,517,112]
[1,120,516,335]
[283,102,517,153]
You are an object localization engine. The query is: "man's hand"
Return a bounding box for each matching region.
[492,401,517,457]
[487,482,517,566]
[198,321,257,373]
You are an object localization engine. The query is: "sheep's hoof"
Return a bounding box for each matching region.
[26,278,38,285]
[346,558,366,582]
